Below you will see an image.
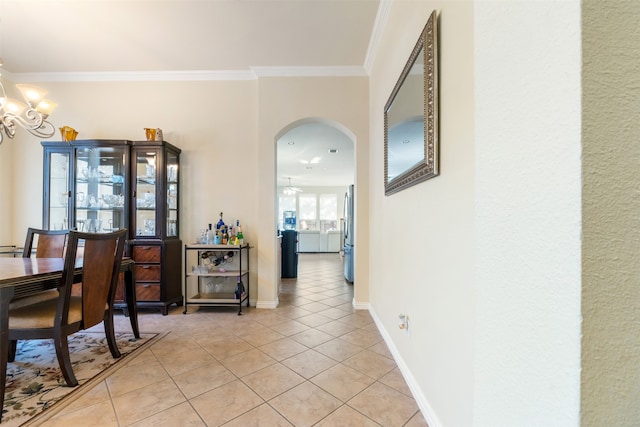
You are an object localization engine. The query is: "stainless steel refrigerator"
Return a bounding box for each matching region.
[344,184,354,282]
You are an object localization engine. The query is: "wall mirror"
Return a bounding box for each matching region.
[384,10,439,196]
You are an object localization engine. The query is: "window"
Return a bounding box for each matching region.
[319,194,338,233]
[298,194,317,230]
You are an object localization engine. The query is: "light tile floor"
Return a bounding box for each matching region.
[45,253,428,426]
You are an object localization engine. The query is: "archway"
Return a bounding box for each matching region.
[275,118,356,304]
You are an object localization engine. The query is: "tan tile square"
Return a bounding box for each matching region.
[311,364,375,402]
[259,337,308,361]
[268,319,311,336]
[191,380,264,427]
[315,319,359,337]
[200,338,254,360]
[314,405,380,426]
[282,349,337,379]
[406,410,431,427]
[220,348,276,377]
[154,345,218,377]
[379,367,413,397]
[62,380,110,413]
[241,363,305,400]
[106,359,169,397]
[343,350,396,379]
[47,400,118,427]
[239,328,285,347]
[112,378,186,426]
[222,403,294,427]
[275,306,313,319]
[316,307,351,320]
[290,328,334,348]
[348,382,419,426]
[340,329,382,348]
[337,313,373,328]
[125,347,159,367]
[368,340,394,359]
[173,361,237,399]
[296,313,333,328]
[269,382,342,427]
[129,401,206,426]
[313,338,363,362]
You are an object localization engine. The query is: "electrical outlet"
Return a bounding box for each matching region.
[398,313,409,331]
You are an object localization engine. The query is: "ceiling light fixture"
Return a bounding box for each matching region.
[283,177,302,195]
[0,58,57,145]
[300,157,321,165]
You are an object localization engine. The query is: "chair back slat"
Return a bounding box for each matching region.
[35,234,67,258]
[22,227,69,258]
[82,238,119,327]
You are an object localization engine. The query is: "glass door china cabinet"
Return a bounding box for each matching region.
[43,140,130,233]
[42,139,182,315]
[129,140,182,314]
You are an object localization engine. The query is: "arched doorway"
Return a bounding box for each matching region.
[275,118,355,304]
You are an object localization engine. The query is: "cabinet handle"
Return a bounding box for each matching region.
[142,246,151,250]
[142,284,150,288]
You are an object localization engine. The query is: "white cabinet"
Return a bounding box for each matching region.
[298,230,340,253]
[298,230,320,252]
[327,230,341,252]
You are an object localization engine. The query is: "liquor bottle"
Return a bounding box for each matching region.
[237,224,244,245]
[216,212,225,230]
[221,226,228,245]
[206,223,214,244]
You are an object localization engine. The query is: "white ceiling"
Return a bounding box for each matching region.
[277,122,354,188]
[1,0,380,188]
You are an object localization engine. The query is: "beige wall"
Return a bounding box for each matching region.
[369,2,476,425]
[582,1,640,425]
[256,76,369,308]
[0,76,368,309]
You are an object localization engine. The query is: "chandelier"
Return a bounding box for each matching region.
[0,59,57,145]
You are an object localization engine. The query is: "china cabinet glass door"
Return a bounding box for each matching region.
[134,150,158,238]
[166,151,179,238]
[75,146,128,233]
[45,151,71,230]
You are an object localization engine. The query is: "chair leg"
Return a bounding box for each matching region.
[54,332,78,387]
[8,340,17,362]
[104,310,121,359]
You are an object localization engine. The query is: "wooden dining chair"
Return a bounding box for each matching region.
[8,229,127,387]
[8,228,70,310]
[22,227,69,258]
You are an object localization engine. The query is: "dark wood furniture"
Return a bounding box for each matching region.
[42,139,182,315]
[22,227,68,258]
[8,229,127,387]
[0,256,138,422]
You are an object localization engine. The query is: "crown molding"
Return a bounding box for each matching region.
[7,70,257,83]
[251,66,367,78]
[364,0,393,74]
[5,65,369,83]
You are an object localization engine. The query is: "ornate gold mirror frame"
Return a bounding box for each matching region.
[384,10,439,196]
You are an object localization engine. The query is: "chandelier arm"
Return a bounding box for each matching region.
[2,109,55,138]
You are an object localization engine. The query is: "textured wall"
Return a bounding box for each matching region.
[474,1,582,425]
[582,1,640,425]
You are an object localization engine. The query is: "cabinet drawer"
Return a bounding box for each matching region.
[136,283,161,301]
[135,264,161,282]
[133,245,161,263]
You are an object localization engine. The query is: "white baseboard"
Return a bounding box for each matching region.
[255,300,279,309]
[368,307,443,427]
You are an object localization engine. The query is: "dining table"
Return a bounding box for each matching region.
[0,256,139,422]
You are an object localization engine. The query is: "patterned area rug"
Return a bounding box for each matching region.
[2,330,160,426]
